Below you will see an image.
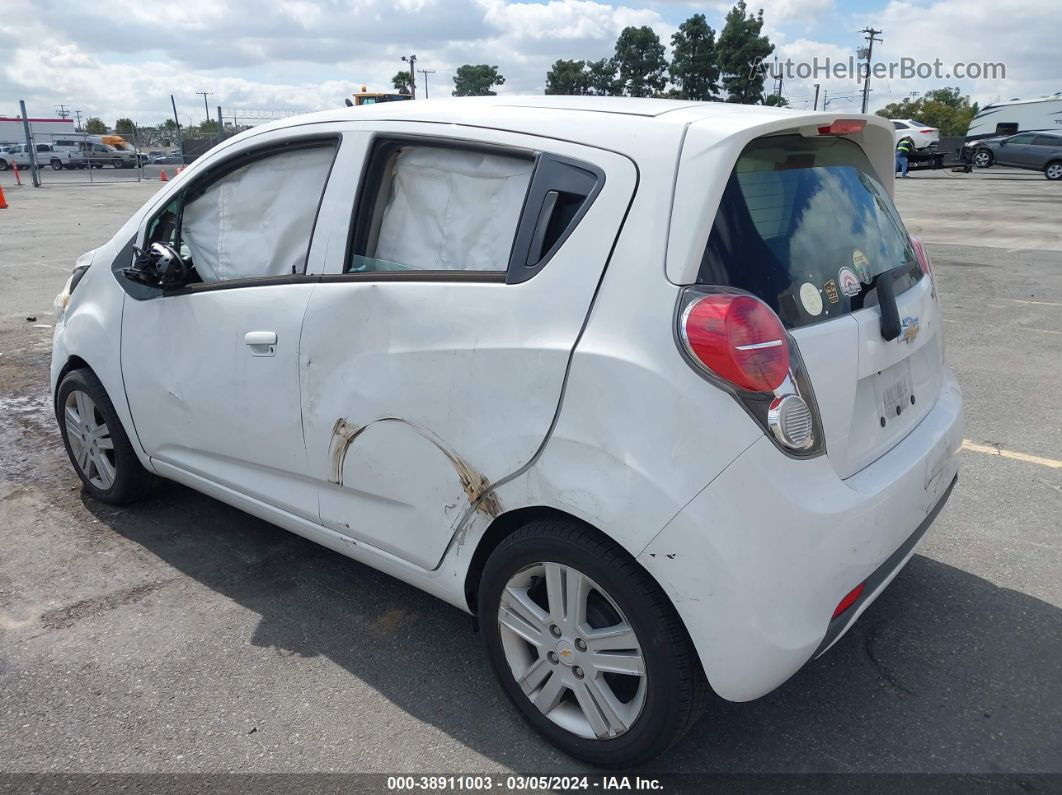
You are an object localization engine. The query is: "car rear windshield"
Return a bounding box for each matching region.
[697,135,920,330]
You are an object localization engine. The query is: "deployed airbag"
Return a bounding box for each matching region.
[181,146,334,282]
[373,147,534,271]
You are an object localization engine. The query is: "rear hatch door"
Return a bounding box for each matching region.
[694,132,942,478]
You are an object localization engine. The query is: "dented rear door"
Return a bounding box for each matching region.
[299,125,637,569]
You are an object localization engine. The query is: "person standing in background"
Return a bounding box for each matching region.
[896,136,914,178]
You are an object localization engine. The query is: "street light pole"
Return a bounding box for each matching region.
[401,54,417,99]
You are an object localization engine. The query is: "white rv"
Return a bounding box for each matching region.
[966,93,1062,141]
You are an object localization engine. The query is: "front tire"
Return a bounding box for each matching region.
[56,368,155,505]
[1045,161,1062,181]
[0,159,8,171]
[973,149,994,168]
[478,519,707,766]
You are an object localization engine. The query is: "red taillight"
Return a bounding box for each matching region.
[910,235,933,278]
[682,294,790,393]
[919,129,935,134]
[817,119,866,136]
[832,582,865,619]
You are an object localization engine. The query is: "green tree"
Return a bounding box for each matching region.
[763,93,788,107]
[587,58,620,96]
[160,118,178,131]
[545,59,590,95]
[83,116,106,134]
[876,87,979,137]
[613,26,667,97]
[717,0,773,104]
[392,70,413,92]
[114,117,135,134]
[670,14,721,101]
[452,64,505,96]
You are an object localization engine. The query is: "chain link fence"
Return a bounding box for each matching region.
[2,103,314,189]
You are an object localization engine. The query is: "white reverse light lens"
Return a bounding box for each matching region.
[768,394,814,450]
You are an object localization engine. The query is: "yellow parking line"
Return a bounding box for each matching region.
[962,440,1062,469]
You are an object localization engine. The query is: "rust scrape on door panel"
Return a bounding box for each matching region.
[328,417,502,518]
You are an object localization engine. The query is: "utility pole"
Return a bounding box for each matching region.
[859,27,882,114]
[417,68,436,99]
[813,83,821,111]
[196,90,213,126]
[401,54,417,99]
[216,104,224,142]
[74,110,83,131]
[171,94,184,165]
[19,100,41,187]
[56,104,70,119]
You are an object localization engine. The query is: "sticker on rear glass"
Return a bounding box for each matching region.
[823,279,839,304]
[852,249,872,283]
[799,282,823,316]
[838,266,861,297]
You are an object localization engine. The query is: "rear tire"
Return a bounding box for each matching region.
[0,159,8,171]
[973,149,994,168]
[1045,161,1062,181]
[56,368,156,505]
[478,519,707,766]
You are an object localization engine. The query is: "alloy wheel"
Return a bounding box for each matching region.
[1046,163,1062,180]
[497,562,646,740]
[974,150,992,167]
[64,389,116,490]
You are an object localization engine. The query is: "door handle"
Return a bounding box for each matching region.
[244,330,277,356]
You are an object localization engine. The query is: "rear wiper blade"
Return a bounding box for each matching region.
[873,264,911,341]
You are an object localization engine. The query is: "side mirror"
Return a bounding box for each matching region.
[999,140,1007,146]
[344,98,354,107]
[123,242,190,288]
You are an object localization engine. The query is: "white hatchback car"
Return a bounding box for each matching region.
[51,97,962,766]
[891,118,940,150]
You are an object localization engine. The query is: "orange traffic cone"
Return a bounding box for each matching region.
[159,169,168,182]
[0,185,8,209]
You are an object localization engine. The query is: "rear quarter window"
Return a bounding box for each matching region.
[698,135,920,329]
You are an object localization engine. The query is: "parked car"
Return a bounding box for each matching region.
[63,142,138,169]
[149,154,184,165]
[967,131,1062,179]
[890,119,939,150]
[0,142,72,170]
[51,98,963,766]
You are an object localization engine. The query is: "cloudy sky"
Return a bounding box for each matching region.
[1,0,1058,126]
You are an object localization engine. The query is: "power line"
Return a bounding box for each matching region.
[55,104,70,119]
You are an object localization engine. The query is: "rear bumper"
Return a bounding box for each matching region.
[638,368,963,702]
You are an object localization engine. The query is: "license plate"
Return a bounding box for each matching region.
[881,364,913,420]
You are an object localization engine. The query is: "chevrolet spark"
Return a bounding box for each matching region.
[52,97,962,766]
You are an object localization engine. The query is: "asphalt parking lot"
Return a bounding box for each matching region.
[0,167,1060,774]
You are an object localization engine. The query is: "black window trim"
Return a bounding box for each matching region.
[119,134,341,300]
[340,132,604,286]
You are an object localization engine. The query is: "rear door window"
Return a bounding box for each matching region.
[348,143,534,274]
[698,135,920,329]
